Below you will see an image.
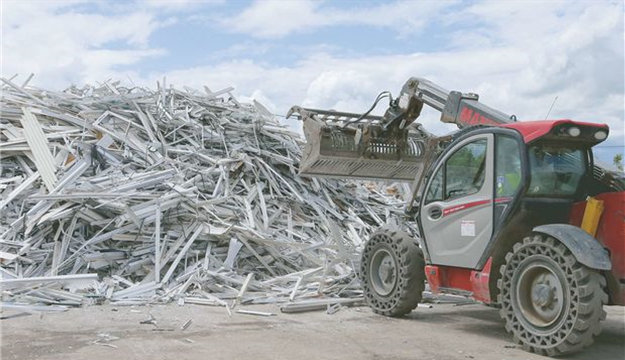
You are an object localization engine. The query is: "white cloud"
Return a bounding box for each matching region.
[141,0,224,11]
[1,1,169,86]
[1,0,622,161]
[149,1,623,153]
[218,0,456,38]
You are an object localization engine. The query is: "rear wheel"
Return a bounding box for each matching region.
[498,234,607,356]
[360,229,425,317]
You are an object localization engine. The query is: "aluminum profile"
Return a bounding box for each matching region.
[19,107,57,191]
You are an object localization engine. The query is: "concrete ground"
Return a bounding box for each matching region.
[1,302,623,360]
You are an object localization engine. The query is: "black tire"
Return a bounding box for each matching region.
[498,234,607,356]
[360,229,425,317]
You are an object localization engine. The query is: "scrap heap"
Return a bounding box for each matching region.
[0,77,411,309]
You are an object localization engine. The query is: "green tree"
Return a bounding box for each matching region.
[614,154,623,171]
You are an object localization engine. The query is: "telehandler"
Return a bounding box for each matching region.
[287,77,625,356]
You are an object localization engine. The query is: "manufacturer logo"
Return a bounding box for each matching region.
[460,107,499,126]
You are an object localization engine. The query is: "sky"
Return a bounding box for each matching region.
[1,0,624,164]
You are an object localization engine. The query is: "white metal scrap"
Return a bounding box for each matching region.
[0,76,413,309]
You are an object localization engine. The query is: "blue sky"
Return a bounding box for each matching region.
[1,0,624,165]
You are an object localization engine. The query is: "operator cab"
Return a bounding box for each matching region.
[416,120,609,270]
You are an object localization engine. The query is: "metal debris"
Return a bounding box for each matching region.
[0,76,412,309]
[279,297,364,313]
[180,318,193,330]
[139,313,157,325]
[92,333,120,349]
[0,311,32,320]
[235,309,276,317]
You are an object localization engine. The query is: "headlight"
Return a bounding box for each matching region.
[567,127,581,137]
[594,130,608,140]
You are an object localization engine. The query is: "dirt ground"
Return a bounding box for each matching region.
[1,302,623,360]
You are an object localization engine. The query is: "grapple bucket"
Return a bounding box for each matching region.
[288,107,436,182]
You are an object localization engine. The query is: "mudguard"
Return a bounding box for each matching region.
[533,224,612,271]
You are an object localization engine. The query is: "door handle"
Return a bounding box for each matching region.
[429,207,443,220]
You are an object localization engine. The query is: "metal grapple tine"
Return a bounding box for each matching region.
[290,106,435,182]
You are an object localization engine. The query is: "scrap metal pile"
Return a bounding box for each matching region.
[0,77,411,310]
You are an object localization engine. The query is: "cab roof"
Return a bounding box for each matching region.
[500,120,609,144]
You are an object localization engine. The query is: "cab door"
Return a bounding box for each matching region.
[419,134,495,269]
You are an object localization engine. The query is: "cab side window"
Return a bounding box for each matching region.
[425,139,487,204]
[425,169,443,203]
[495,136,522,197]
[445,139,487,200]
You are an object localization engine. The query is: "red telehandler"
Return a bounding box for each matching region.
[287,77,625,356]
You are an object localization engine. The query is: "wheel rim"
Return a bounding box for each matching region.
[369,248,397,296]
[514,258,568,330]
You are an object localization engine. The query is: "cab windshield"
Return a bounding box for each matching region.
[527,145,586,197]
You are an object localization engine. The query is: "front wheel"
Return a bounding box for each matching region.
[498,234,607,356]
[360,229,425,317]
